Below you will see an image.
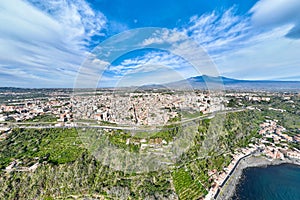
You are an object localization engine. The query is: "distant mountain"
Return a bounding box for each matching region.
[1,76,299,91]
[165,75,300,91]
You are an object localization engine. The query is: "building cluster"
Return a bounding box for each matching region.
[0,90,225,129]
[72,91,224,126]
[226,92,299,107]
[259,119,300,160]
[226,92,271,102]
[205,145,257,200]
[205,119,300,200]
[0,98,72,123]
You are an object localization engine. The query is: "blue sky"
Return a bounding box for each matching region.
[1,0,300,87]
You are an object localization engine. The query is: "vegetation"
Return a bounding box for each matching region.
[107,131,140,153]
[172,168,208,199]
[239,95,300,130]
[25,114,58,122]
[1,104,296,199]
[181,110,203,119]
[0,128,83,169]
[0,128,176,199]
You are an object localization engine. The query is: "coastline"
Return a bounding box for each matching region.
[215,154,300,200]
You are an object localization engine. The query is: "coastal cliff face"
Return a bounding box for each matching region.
[217,156,300,200]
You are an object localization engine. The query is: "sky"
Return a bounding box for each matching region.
[1,0,300,88]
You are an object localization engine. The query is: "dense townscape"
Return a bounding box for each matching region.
[0,90,225,127]
[72,91,225,126]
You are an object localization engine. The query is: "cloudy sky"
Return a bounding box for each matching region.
[1,0,300,87]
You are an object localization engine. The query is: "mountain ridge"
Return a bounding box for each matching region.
[1,76,300,90]
[164,75,300,91]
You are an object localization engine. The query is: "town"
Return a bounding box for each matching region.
[0,88,299,200]
[0,89,225,128]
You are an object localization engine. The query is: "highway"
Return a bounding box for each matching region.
[2,108,245,131]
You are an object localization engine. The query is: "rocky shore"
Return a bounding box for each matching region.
[216,155,300,200]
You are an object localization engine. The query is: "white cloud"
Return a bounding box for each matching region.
[207,1,300,80]
[27,0,106,41]
[142,29,188,46]
[216,27,300,80]
[2,1,300,87]
[185,7,253,56]
[250,0,300,38]
[120,7,300,83]
[110,51,190,75]
[139,8,253,62]
[113,8,252,85]
[0,0,106,87]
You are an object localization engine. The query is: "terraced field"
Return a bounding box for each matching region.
[172,168,208,199]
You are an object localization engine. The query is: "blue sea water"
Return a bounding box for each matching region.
[231,164,300,200]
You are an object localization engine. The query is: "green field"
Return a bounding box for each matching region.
[172,168,208,199]
[0,108,296,199]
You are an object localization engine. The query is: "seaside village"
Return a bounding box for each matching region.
[205,118,300,199]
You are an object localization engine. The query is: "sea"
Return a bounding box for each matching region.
[231,164,300,200]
